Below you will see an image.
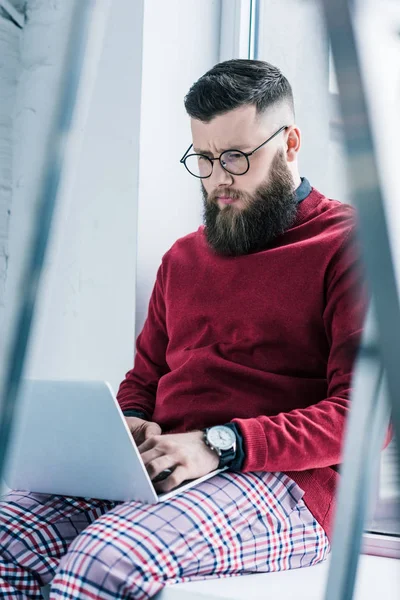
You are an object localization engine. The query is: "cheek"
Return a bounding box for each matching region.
[247,157,275,188]
[233,171,265,195]
[201,179,213,196]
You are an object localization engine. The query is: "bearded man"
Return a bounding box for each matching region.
[0,59,367,600]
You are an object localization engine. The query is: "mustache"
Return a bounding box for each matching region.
[207,187,247,203]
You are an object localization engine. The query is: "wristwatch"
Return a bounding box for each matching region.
[203,425,237,468]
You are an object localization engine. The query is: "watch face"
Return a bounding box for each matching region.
[207,426,236,450]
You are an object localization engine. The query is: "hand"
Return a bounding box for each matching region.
[138,431,219,493]
[125,416,161,445]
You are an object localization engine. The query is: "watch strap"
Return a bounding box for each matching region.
[221,423,245,471]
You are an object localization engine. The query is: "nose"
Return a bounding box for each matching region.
[211,159,234,187]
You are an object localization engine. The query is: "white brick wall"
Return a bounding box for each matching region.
[0,0,74,365]
[5,0,75,335]
[3,0,143,390]
[0,13,20,336]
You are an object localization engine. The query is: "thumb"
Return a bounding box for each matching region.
[144,422,162,439]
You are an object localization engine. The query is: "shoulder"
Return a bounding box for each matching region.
[292,189,363,284]
[315,197,365,291]
[293,189,359,259]
[309,190,358,237]
[161,227,206,266]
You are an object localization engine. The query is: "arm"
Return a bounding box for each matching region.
[231,230,369,473]
[117,261,246,470]
[117,264,170,420]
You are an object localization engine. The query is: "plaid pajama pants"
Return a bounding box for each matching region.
[0,471,330,600]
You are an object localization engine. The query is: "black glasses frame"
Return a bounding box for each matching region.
[179,125,288,179]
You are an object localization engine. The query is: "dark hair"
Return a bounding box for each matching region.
[184,59,294,122]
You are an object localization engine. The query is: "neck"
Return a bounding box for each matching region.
[289,165,301,190]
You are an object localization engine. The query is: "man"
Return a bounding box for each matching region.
[1,60,366,599]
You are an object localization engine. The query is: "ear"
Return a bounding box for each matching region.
[286,126,301,162]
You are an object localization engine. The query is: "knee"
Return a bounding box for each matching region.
[51,529,130,594]
[51,527,165,599]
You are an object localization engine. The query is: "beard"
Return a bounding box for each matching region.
[202,149,298,257]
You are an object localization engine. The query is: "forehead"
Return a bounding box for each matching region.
[190,104,267,151]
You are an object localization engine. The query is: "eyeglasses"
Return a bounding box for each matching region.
[180,125,288,179]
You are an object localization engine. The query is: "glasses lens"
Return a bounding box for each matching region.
[220,150,248,175]
[184,154,213,178]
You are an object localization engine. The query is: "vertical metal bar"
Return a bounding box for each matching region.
[248,0,254,59]
[248,0,260,60]
[253,0,260,59]
[364,375,391,526]
[0,0,95,482]
[325,307,384,600]
[321,0,400,458]
[320,0,400,597]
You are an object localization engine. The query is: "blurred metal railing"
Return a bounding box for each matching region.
[0,0,106,486]
[321,0,400,598]
[1,3,399,600]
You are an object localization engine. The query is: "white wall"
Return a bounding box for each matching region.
[135,0,221,332]
[2,0,222,394]
[6,0,144,391]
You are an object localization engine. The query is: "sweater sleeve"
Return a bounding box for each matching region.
[116,264,170,419]
[232,229,370,472]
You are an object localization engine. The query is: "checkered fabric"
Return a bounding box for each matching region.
[0,471,330,599]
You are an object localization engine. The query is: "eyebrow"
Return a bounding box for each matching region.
[193,148,214,157]
[193,144,251,156]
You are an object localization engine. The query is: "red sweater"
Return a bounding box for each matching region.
[117,188,367,540]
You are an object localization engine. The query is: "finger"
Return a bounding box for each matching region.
[144,423,162,439]
[155,465,187,493]
[140,447,165,467]
[137,436,160,454]
[146,456,175,481]
[129,423,147,445]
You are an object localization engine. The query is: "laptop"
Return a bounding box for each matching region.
[3,380,225,503]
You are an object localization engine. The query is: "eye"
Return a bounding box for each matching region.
[224,151,244,163]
